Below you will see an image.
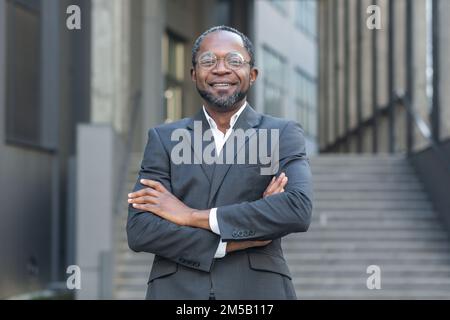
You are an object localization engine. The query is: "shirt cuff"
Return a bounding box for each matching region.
[214,239,227,258]
[209,208,221,235]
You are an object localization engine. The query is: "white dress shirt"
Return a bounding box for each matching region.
[203,102,247,258]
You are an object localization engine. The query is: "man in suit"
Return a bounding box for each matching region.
[127,25,313,300]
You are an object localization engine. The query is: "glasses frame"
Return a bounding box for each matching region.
[196,51,251,70]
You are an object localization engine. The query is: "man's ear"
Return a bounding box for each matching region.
[190,67,196,82]
[250,67,259,85]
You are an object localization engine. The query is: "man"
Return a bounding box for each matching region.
[127,26,313,300]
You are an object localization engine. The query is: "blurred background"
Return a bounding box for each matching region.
[1,0,449,299]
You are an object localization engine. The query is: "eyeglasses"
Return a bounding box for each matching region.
[196,51,251,70]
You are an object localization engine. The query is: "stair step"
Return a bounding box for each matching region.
[284,252,450,260]
[311,168,416,176]
[287,230,448,240]
[313,193,429,201]
[313,183,423,191]
[282,240,450,254]
[309,210,438,218]
[306,220,442,229]
[294,289,450,300]
[288,264,450,273]
[114,291,145,300]
[293,277,450,286]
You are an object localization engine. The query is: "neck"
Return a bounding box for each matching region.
[204,100,246,133]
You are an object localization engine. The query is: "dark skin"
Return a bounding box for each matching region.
[128,31,285,253]
[190,31,258,134]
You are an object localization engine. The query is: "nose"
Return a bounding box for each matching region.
[212,58,231,74]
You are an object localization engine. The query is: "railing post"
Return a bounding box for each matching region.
[388,0,396,153]
[431,0,440,143]
[406,0,414,155]
[371,0,379,154]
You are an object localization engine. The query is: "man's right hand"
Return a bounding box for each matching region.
[226,173,288,253]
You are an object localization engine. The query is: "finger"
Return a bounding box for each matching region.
[131,203,158,213]
[266,173,284,194]
[128,187,161,199]
[267,173,285,194]
[253,240,272,247]
[279,176,288,189]
[128,195,159,204]
[139,179,167,192]
[264,176,276,194]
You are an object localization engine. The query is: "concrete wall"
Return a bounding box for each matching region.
[0,0,53,298]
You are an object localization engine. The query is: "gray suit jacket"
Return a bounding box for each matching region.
[127,105,313,299]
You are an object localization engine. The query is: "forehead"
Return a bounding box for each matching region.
[199,31,249,58]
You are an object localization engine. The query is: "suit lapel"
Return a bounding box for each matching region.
[186,110,215,183]
[207,104,262,208]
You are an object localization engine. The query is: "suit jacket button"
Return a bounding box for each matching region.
[249,230,255,236]
[232,231,238,238]
[238,230,244,237]
[243,230,249,237]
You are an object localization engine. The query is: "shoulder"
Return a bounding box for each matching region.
[148,117,191,137]
[259,113,304,134]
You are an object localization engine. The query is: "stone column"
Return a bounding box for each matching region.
[90,0,131,135]
[141,0,166,143]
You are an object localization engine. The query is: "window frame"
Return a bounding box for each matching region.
[4,0,57,152]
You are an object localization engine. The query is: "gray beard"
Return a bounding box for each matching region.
[197,86,247,111]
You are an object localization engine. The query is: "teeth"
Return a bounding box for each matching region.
[212,83,232,87]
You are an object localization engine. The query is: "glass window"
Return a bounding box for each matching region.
[295,0,317,39]
[295,69,317,138]
[262,47,285,117]
[269,0,288,15]
[162,32,185,123]
[6,0,42,145]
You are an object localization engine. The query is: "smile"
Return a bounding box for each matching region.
[209,82,237,88]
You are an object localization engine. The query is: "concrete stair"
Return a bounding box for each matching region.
[113,153,450,299]
[113,153,153,300]
[283,154,450,299]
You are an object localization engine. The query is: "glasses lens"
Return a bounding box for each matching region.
[226,53,244,69]
[198,52,216,68]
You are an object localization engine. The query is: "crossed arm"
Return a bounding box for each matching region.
[126,122,313,272]
[128,173,287,254]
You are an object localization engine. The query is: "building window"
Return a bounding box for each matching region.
[262,47,285,117]
[268,0,288,16]
[162,32,185,123]
[5,0,42,146]
[295,0,317,39]
[295,69,317,138]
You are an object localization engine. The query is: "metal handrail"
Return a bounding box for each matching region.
[394,90,450,174]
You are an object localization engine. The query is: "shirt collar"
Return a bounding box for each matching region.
[202,102,247,130]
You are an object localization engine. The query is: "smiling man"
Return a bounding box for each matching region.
[126,26,313,300]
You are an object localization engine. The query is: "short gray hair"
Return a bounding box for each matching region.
[191,25,255,68]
